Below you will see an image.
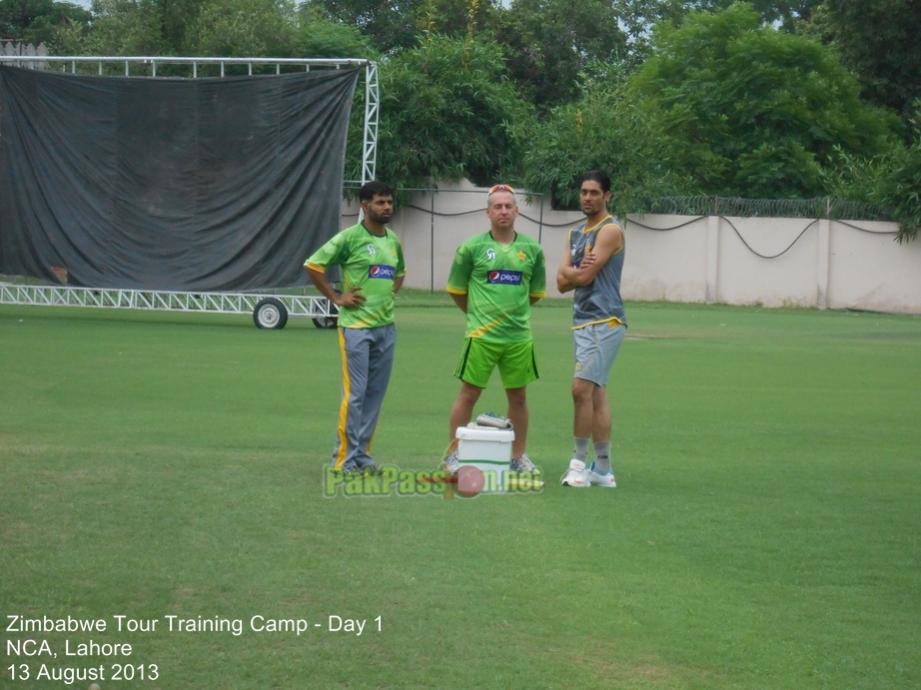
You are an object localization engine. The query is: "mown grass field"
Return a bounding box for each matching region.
[1,294,920,689]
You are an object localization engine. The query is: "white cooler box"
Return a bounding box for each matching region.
[455,424,515,493]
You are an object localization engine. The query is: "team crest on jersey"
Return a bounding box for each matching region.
[487,270,522,285]
[366,244,377,257]
[369,264,396,279]
[486,248,496,262]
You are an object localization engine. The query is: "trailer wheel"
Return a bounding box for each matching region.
[253,298,288,329]
[312,316,338,329]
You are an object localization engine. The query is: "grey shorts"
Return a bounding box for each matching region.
[573,322,625,386]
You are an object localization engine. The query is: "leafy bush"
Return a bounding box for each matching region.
[824,130,921,242]
[522,72,693,213]
[376,35,533,190]
[628,2,898,198]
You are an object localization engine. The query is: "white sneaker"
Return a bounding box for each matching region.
[561,459,591,487]
[588,462,617,488]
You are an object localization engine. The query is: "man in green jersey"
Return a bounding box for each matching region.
[306,181,405,473]
[443,184,546,474]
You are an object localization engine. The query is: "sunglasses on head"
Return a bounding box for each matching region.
[488,184,515,195]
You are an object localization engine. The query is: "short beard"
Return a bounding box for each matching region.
[367,211,392,225]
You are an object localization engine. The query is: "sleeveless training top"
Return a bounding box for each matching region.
[569,215,626,328]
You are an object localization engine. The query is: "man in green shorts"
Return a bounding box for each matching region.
[306,180,405,474]
[443,184,546,474]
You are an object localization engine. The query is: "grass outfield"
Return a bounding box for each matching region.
[1,295,920,689]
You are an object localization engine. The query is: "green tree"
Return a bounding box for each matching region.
[296,4,378,58]
[809,0,921,125]
[310,0,495,54]
[376,35,533,189]
[605,1,822,67]
[414,0,497,42]
[708,0,820,28]
[628,2,897,197]
[823,105,921,242]
[522,74,693,212]
[57,0,203,55]
[187,0,297,57]
[55,0,306,57]
[611,0,692,66]
[312,0,419,54]
[0,0,90,45]
[495,0,628,110]
[755,0,819,27]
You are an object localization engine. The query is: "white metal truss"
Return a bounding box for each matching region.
[0,54,381,325]
[362,60,379,184]
[0,283,336,319]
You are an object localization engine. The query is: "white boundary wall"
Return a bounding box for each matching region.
[342,180,921,314]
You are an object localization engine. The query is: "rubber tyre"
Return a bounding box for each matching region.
[312,316,338,329]
[253,298,288,329]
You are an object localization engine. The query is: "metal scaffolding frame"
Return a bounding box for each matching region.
[0,54,380,327]
[362,61,379,184]
[0,283,333,317]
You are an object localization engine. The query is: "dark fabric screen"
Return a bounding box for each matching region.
[0,65,359,290]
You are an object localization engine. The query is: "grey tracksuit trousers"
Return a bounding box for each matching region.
[333,324,396,470]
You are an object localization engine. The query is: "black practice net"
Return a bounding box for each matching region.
[0,65,360,289]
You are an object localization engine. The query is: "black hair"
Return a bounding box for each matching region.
[359,180,393,201]
[580,170,611,193]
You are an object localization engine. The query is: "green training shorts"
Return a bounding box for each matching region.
[454,337,539,389]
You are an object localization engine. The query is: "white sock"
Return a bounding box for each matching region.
[593,442,612,474]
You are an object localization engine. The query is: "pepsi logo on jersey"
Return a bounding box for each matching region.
[368,265,396,279]
[486,270,523,285]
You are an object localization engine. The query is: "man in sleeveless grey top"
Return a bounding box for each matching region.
[556,171,626,488]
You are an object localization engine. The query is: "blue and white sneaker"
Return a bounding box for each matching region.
[509,453,538,473]
[587,462,616,488]
[441,452,461,476]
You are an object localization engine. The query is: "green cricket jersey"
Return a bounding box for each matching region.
[446,231,546,342]
[306,222,405,329]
